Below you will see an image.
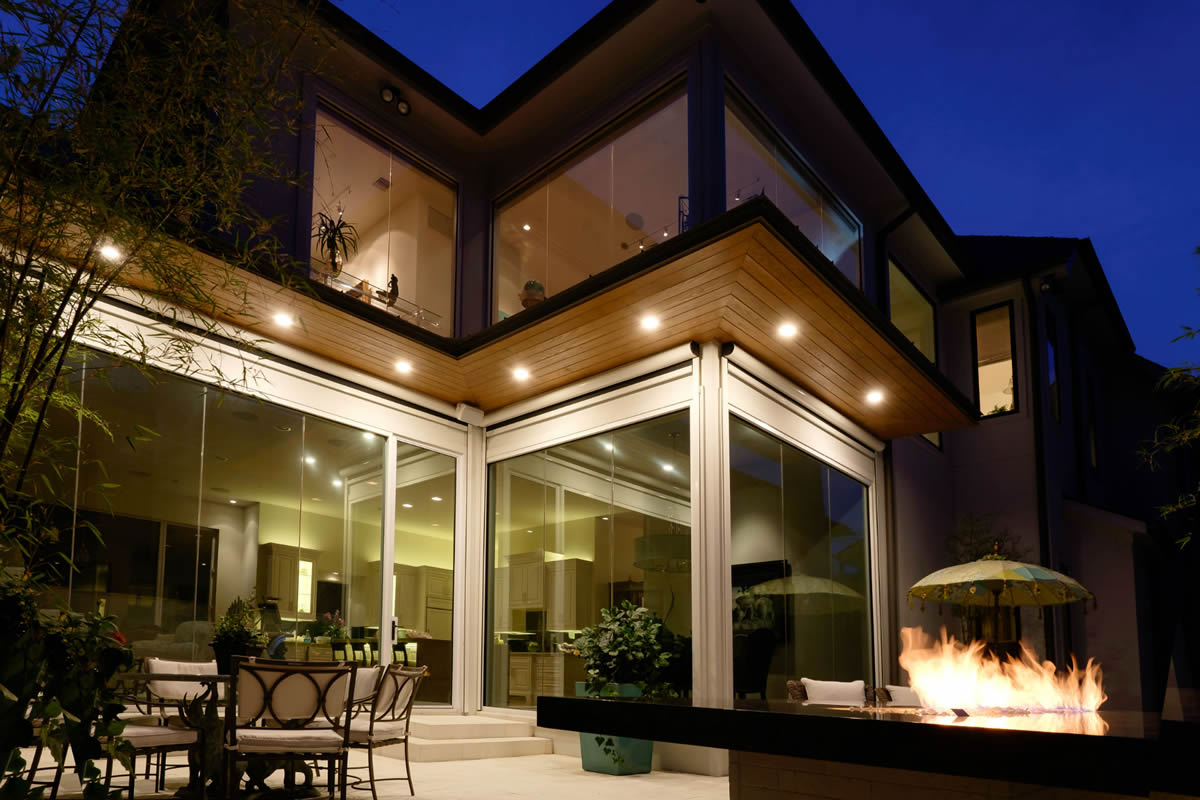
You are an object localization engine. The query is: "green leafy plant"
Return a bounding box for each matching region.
[313,208,359,274]
[572,601,679,698]
[211,596,265,651]
[946,513,1031,564]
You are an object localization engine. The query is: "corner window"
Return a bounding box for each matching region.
[888,259,936,364]
[724,98,861,286]
[492,93,689,323]
[310,106,457,333]
[972,303,1017,417]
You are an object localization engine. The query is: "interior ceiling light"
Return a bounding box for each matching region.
[661,463,675,472]
[229,499,237,504]
[778,322,798,338]
[402,503,413,509]
[304,456,315,465]
[866,390,884,405]
[395,360,413,374]
[332,479,343,487]
[431,496,442,502]
[522,224,531,231]
[512,367,530,381]
[362,432,376,440]
[602,516,609,521]
[272,312,294,327]
[602,442,614,451]
[99,244,121,261]
[640,315,660,330]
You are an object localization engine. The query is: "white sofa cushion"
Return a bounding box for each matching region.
[800,678,866,705]
[885,684,922,706]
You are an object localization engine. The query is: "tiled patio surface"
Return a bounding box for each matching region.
[31,750,729,800]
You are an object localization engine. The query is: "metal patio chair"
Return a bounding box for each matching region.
[347,664,427,799]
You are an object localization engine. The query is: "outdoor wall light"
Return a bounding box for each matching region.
[380,85,411,115]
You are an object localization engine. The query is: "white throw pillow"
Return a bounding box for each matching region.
[801,678,865,705]
[885,684,922,706]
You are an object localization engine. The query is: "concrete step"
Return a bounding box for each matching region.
[409,715,533,740]
[385,735,553,762]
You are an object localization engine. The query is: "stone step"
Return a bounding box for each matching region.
[409,714,533,740]
[384,735,553,762]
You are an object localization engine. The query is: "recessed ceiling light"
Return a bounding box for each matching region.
[778,322,798,338]
[661,463,675,472]
[662,229,669,238]
[273,312,294,327]
[512,367,530,381]
[311,497,322,502]
[602,442,614,451]
[402,503,413,509]
[304,456,315,465]
[522,224,531,231]
[395,360,413,374]
[332,479,343,487]
[367,480,378,486]
[601,516,609,521]
[638,244,645,250]
[866,390,884,405]
[526,529,533,534]
[362,432,376,440]
[99,244,121,261]
[229,499,237,504]
[641,315,660,330]
[432,523,439,527]
[431,496,442,502]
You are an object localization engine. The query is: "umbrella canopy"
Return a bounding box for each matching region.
[907,558,1094,609]
[748,575,865,614]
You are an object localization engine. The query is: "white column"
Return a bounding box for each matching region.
[456,423,487,713]
[380,436,398,664]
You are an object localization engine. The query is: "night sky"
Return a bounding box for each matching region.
[334,0,1199,368]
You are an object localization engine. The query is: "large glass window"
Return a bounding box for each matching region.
[729,416,871,703]
[311,107,456,333]
[888,259,936,364]
[492,93,689,322]
[973,304,1017,416]
[36,352,469,674]
[485,412,691,708]
[725,100,861,286]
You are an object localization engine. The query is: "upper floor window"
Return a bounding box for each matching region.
[972,303,1017,417]
[725,98,861,286]
[888,259,936,364]
[493,92,689,322]
[311,106,457,333]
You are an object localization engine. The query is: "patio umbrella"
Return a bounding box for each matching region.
[907,558,1094,610]
[748,574,865,615]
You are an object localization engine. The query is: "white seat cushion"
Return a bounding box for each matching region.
[347,718,407,744]
[800,678,866,705]
[885,684,922,706]
[232,728,345,754]
[119,725,198,748]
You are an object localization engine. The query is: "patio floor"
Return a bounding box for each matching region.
[32,750,729,800]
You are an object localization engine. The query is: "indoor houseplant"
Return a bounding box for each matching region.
[309,610,346,644]
[570,601,679,775]
[313,207,358,275]
[210,597,266,674]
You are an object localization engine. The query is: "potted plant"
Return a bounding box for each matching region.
[312,206,358,275]
[569,601,680,775]
[309,610,346,644]
[210,596,266,674]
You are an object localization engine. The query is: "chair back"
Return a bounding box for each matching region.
[353,665,382,704]
[145,657,222,702]
[369,664,426,736]
[228,657,356,733]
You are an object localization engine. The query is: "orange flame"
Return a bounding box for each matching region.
[899,626,1107,714]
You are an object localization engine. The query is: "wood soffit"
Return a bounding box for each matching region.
[221,199,976,440]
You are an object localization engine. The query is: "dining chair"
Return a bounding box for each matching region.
[347,664,427,799]
[224,656,357,800]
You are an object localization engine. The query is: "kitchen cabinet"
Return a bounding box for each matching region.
[257,544,319,620]
[507,652,585,705]
[506,551,543,608]
[545,559,592,631]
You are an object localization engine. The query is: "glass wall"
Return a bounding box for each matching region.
[311,106,456,333]
[888,260,935,364]
[485,412,691,708]
[729,416,871,703]
[725,99,861,286]
[493,93,689,322]
[36,351,458,674]
[973,303,1016,416]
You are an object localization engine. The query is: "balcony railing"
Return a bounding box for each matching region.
[314,268,443,332]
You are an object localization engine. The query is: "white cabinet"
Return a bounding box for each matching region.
[545,559,592,631]
[257,544,318,620]
[506,551,543,609]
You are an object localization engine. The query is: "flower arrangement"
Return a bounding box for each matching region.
[310,610,346,640]
[211,596,265,651]
[571,600,680,698]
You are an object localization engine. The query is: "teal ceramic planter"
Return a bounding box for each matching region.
[576,681,654,775]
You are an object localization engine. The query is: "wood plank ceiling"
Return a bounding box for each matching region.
[205,221,975,440]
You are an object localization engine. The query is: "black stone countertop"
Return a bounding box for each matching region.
[537,697,1200,797]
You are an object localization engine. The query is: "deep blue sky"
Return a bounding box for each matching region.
[334,0,1199,367]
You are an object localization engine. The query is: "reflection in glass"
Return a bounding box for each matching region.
[311,107,456,333]
[725,101,861,286]
[729,416,870,704]
[493,94,688,322]
[485,412,691,709]
[888,260,935,363]
[974,305,1016,416]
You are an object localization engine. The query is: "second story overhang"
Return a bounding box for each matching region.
[237,196,977,440]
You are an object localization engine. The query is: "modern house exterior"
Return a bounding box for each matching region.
[32,0,1196,773]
